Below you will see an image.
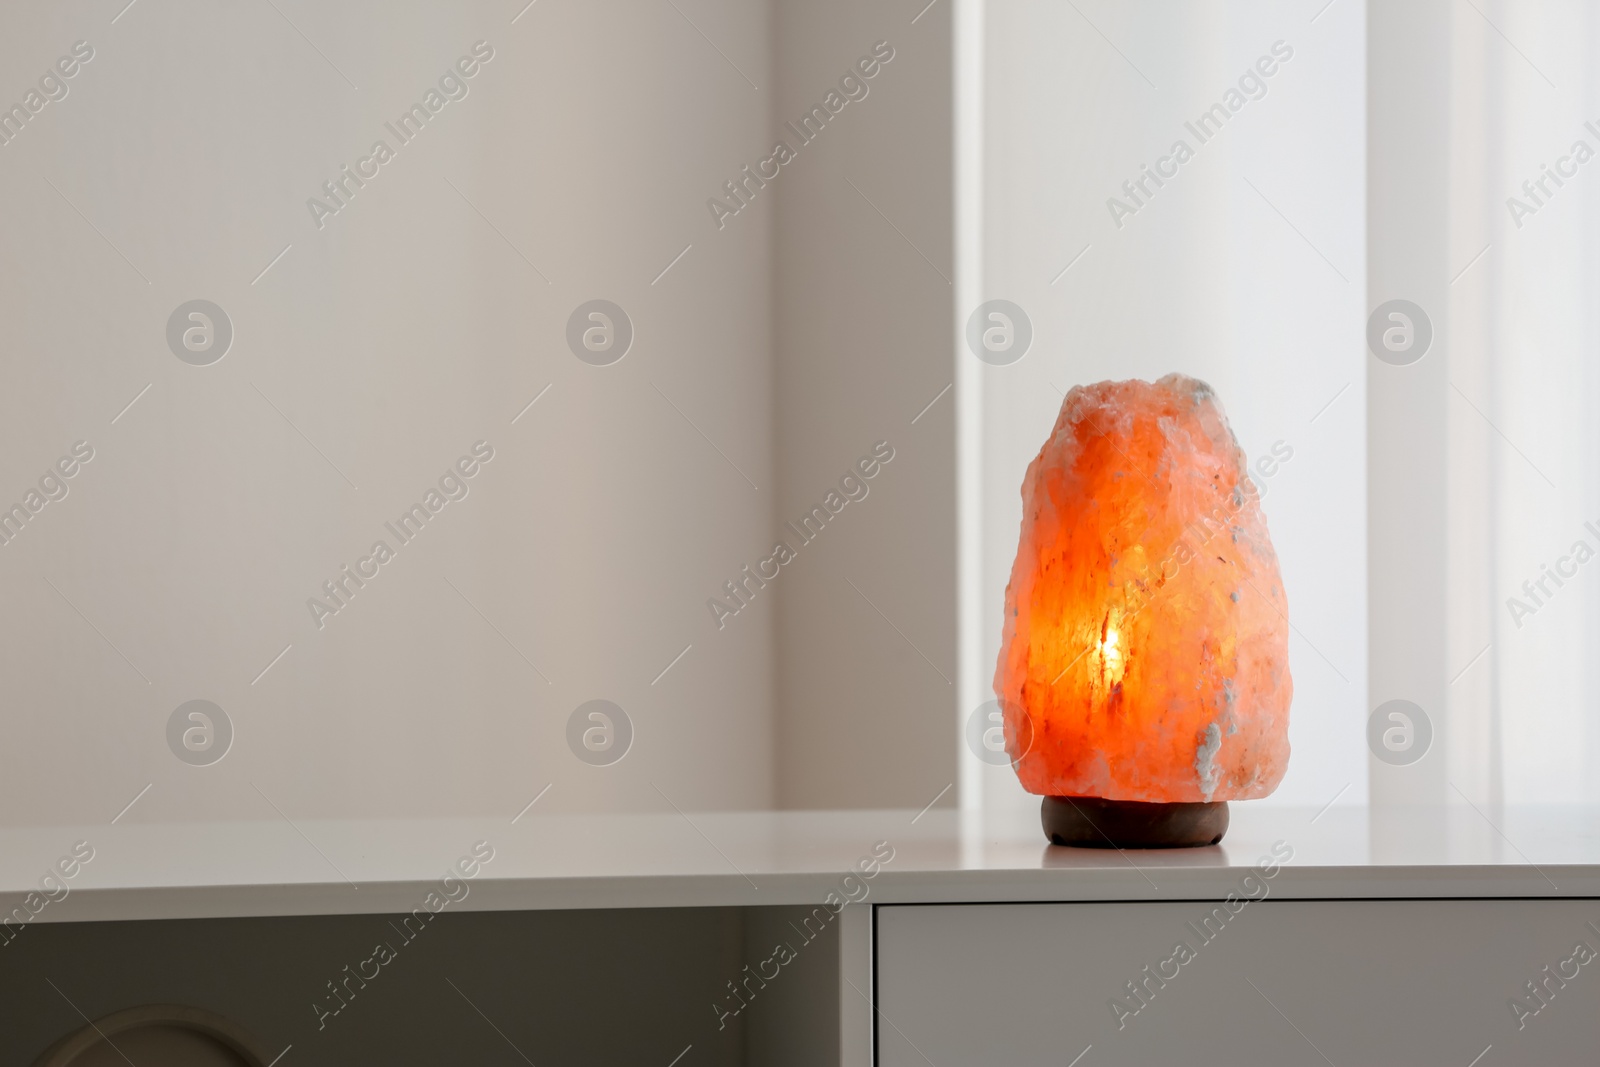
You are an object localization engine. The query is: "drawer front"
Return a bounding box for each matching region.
[877,899,1600,1065]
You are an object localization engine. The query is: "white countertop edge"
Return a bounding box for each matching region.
[5,804,1599,924]
[12,864,1600,926]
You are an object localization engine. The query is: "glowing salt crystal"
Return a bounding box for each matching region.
[994,374,1292,802]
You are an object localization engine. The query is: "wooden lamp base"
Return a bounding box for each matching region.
[1042,795,1228,848]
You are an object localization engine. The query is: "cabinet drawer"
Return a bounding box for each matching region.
[876,899,1599,1065]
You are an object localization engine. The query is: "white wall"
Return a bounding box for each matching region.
[769,1,957,811]
[13,0,1476,828]
[0,0,778,823]
[1367,0,1451,810]
[0,0,963,828]
[1365,0,1600,810]
[1438,0,1600,806]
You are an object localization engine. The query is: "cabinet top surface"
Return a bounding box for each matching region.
[4,805,1598,923]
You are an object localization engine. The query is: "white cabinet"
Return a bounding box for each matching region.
[877,899,1600,1065]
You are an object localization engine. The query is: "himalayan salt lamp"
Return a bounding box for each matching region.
[995,374,1291,847]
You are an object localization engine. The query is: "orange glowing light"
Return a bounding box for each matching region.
[995,375,1292,803]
